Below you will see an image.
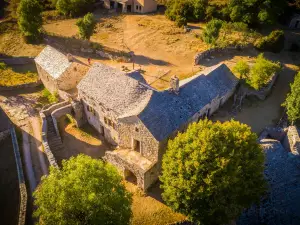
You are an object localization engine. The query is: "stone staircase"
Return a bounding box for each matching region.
[46,116,65,156]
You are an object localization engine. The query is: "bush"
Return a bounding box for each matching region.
[233,60,250,79]
[17,0,43,42]
[254,30,285,53]
[202,19,223,45]
[56,0,95,17]
[283,72,300,123]
[76,12,96,40]
[34,154,133,225]
[160,119,266,224]
[247,54,281,90]
[42,88,58,104]
[0,62,7,70]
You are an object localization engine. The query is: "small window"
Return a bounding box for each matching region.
[108,119,112,127]
[135,127,139,132]
[104,117,108,124]
[139,6,141,10]
[136,5,138,10]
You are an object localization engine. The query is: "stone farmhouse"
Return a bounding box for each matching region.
[103,0,157,13]
[34,46,88,95]
[77,63,239,190]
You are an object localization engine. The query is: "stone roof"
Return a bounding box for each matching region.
[77,63,153,116]
[34,45,72,79]
[238,139,300,225]
[138,64,238,141]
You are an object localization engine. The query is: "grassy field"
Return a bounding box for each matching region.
[0,63,39,87]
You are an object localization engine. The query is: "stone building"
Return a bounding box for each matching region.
[77,63,239,190]
[103,0,157,13]
[34,46,88,94]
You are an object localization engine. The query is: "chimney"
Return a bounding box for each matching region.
[170,75,179,94]
[67,53,74,62]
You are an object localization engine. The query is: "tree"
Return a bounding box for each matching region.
[160,119,266,225]
[34,154,132,225]
[56,0,95,17]
[233,60,250,79]
[17,0,43,42]
[254,30,285,53]
[76,12,96,40]
[247,53,281,90]
[202,19,223,45]
[228,0,287,25]
[283,72,300,123]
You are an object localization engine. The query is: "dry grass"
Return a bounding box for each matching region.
[125,182,186,225]
[0,65,39,87]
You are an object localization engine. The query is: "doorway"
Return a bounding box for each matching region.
[133,139,141,153]
[109,0,114,9]
[127,5,131,12]
[124,169,137,184]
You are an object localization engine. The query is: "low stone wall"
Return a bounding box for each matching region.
[40,112,59,168]
[51,104,72,137]
[0,57,34,65]
[194,45,250,65]
[10,126,27,225]
[0,129,10,142]
[41,100,70,116]
[245,73,278,100]
[0,80,41,91]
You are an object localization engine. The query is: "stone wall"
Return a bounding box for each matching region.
[118,116,160,162]
[284,126,300,155]
[40,112,59,168]
[0,57,34,65]
[194,45,250,65]
[36,64,58,94]
[10,127,27,225]
[0,80,41,91]
[51,104,73,137]
[41,100,70,116]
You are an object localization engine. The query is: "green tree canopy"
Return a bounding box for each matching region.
[283,72,300,123]
[56,0,95,17]
[202,19,223,45]
[17,0,43,42]
[76,12,96,40]
[254,30,285,53]
[160,119,266,225]
[34,154,132,225]
[233,60,250,79]
[247,53,281,90]
[227,0,287,25]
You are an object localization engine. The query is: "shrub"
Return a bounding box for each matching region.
[202,19,223,45]
[34,154,133,225]
[283,72,300,123]
[233,60,250,79]
[42,88,58,104]
[160,119,266,224]
[17,0,43,42]
[0,62,7,70]
[247,54,281,90]
[254,30,285,53]
[76,12,96,40]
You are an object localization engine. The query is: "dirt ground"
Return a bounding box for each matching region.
[43,10,206,90]
[57,116,112,161]
[0,133,20,225]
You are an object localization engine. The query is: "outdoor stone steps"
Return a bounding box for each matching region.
[46,116,65,155]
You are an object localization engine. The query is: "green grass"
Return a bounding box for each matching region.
[0,62,39,87]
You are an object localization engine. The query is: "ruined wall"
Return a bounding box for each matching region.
[57,63,86,91]
[118,116,160,162]
[284,126,300,155]
[36,64,58,94]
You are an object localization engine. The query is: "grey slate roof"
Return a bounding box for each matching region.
[77,63,153,116]
[34,45,72,79]
[238,139,300,225]
[138,64,238,141]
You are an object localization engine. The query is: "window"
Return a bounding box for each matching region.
[135,127,139,132]
[104,117,108,124]
[136,5,138,10]
[133,139,141,153]
[139,6,141,11]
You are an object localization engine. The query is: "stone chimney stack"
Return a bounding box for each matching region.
[67,53,74,62]
[170,75,179,94]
